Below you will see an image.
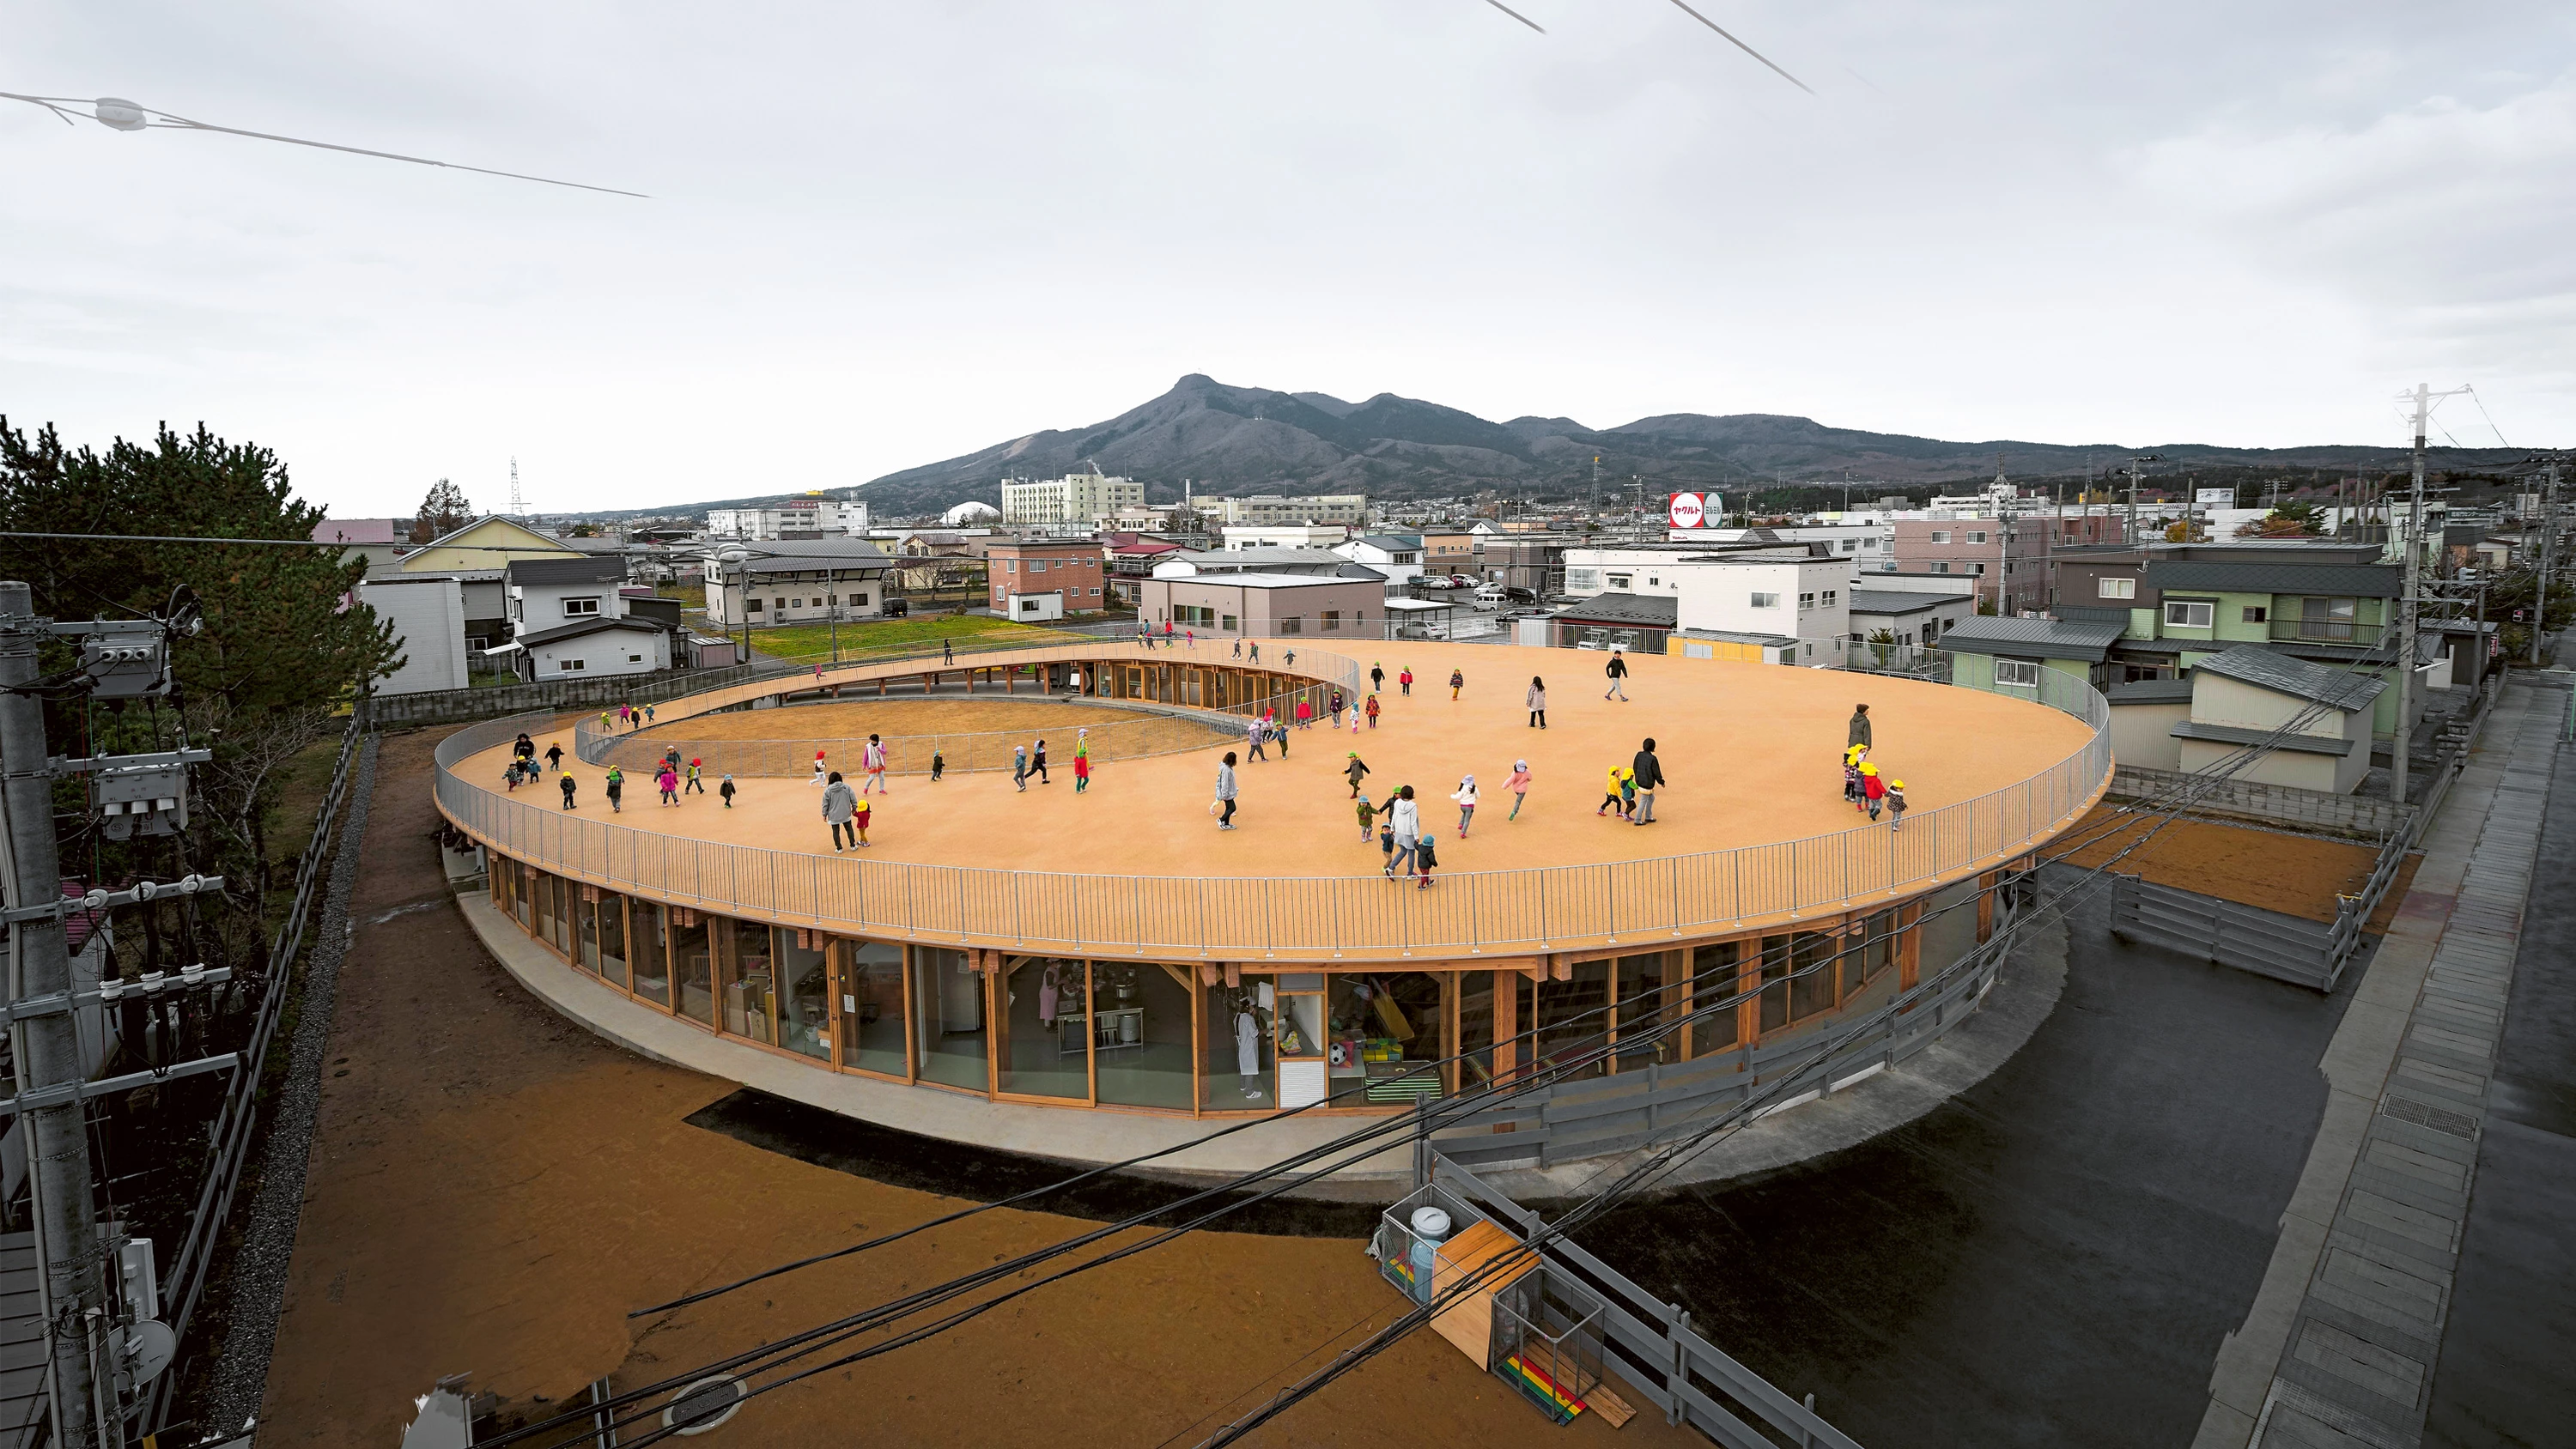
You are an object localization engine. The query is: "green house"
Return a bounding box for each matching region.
[1928,615,2127,694]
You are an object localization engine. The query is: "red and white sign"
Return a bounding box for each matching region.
[1668,491,1706,529]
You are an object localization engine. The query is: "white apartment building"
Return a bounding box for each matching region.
[1565,546,1852,648]
[999,465,1145,528]
[1196,494,1369,526]
[1668,523,1897,563]
[705,498,870,539]
[1222,524,1350,551]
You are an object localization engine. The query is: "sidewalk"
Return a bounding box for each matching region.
[2193,683,2562,1446]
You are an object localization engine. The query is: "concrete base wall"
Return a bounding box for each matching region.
[2110,763,2409,838]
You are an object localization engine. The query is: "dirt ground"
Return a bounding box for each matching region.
[257,729,1694,1448]
[2050,805,2418,928]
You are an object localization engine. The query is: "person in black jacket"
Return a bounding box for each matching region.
[1630,737,1666,824]
[1604,647,1630,701]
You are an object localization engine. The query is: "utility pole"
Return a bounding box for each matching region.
[0,583,106,1449]
[2534,458,2561,666]
[2394,383,2473,806]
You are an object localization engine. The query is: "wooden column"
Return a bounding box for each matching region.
[1662,950,1691,1062]
[1899,902,1923,990]
[1491,967,1518,1085]
[1976,870,1996,943]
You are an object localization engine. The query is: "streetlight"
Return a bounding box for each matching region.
[1,90,645,196]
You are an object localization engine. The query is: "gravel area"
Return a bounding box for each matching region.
[203,733,378,1434]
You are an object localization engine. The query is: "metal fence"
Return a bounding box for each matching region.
[434,646,2108,961]
[149,708,368,1427]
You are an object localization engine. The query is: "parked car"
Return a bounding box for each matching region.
[882,597,910,617]
[1443,573,1477,588]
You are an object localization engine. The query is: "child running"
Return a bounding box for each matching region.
[1449,668,1465,700]
[1355,791,1377,844]
[1861,763,1887,820]
[1450,774,1478,836]
[1346,752,1371,798]
[657,764,679,806]
[1505,760,1531,820]
[720,773,737,808]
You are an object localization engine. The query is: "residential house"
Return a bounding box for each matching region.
[1103,533,1189,607]
[1220,524,1351,551]
[2049,541,2431,742]
[987,538,1108,620]
[1479,536,1571,597]
[704,538,895,628]
[398,515,581,646]
[1564,545,1852,658]
[1550,593,1680,652]
[357,576,471,694]
[505,555,633,640]
[1926,615,2128,694]
[1846,585,1976,650]
[1139,573,1385,639]
[1887,513,2121,613]
[510,616,673,682]
[311,517,411,573]
[1419,528,1481,578]
[2167,646,2385,794]
[1331,534,1425,590]
[1153,548,1365,579]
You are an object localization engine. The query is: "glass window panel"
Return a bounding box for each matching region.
[997,957,1089,1100]
[532,871,556,949]
[513,864,532,927]
[632,902,671,1007]
[1456,971,1495,1091]
[1789,931,1836,1021]
[775,928,830,1062]
[843,941,907,1076]
[672,912,714,1025]
[550,878,572,956]
[1613,952,1669,1072]
[1095,963,1194,1110]
[911,947,988,1091]
[597,894,628,991]
[1690,942,1741,1056]
[1328,973,1445,1105]
[1757,937,1792,1033]
[1203,977,1275,1108]
[1532,958,1609,1083]
[719,918,776,1043]
[578,894,602,973]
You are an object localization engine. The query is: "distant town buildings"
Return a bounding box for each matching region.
[1194,493,1368,527]
[987,537,1109,620]
[1000,465,1146,529]
[706,497,871,539]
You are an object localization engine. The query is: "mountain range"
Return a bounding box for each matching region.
[603,373,2528,520]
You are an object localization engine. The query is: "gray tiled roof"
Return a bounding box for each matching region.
[506,555,629,585]
[1846,590,1947,615]
[1930,615,2127,663]
[2146,560,2400,598]
[513,616,671,647]
[2167,719,2354,756]
[2193,645,2386,710]
[1554,592,1679,627]
[2105,677,2194,704]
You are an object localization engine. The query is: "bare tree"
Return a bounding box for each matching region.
[411,477,475,543]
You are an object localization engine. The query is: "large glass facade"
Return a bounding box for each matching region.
[912,946,987,1091]
[486,858,1929,1117]
[843,941,908,1076]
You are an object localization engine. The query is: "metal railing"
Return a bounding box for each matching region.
[2268,616,2387,648]
[434,646,2109,961]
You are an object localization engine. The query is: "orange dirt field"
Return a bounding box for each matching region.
[653,694,1167,741]
[482,641,2101,883]
[258,731,1696,1448]
[2050,806,2418,928]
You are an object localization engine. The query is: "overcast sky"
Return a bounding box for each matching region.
[5,2,2568,518]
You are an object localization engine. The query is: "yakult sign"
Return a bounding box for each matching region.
[1668,491,1707,529]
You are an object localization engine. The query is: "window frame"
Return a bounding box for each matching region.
[2163,598,2215,629]
[2097,576,2136,600]
[1993,658,2042,688]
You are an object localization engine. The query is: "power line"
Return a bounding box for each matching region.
[1660,0,1815,94]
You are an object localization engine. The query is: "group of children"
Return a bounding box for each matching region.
[1841,743,1909,828]
[598,701,657,734]
[1347,758,1534,888]
[514,730,740,814]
